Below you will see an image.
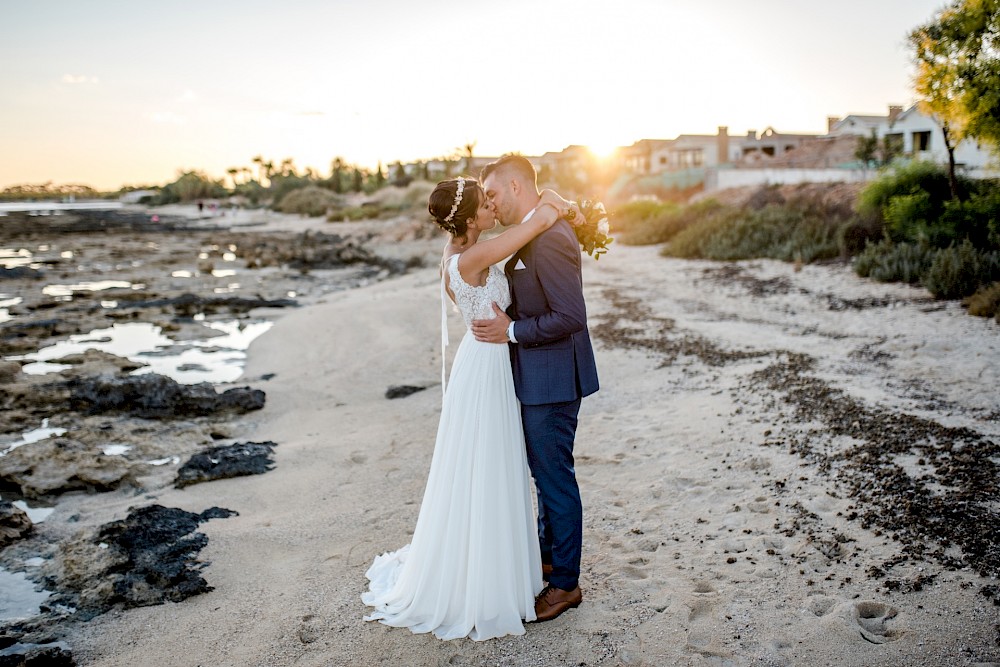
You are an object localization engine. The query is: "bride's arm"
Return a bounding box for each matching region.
[458,202,563,275]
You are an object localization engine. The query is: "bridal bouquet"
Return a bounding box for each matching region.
[568,198,613,260]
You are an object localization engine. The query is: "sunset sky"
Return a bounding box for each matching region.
[1,0,947,191]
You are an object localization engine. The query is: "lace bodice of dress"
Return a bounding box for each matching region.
[446,254,511,328]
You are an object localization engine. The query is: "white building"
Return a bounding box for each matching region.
[829,104,997,176]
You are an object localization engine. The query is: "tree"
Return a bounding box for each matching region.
[855,130,879,170]
[331,158,345,193]
[352,166,364,193]
[251,155,265,185]
[461,141,476,174]
[909,0,1000,199]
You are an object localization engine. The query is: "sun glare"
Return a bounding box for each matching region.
[585,142,620,161]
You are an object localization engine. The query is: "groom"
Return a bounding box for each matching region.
[472,155,599,622]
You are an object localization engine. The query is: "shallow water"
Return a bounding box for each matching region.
[11,500,54,523]
[0,418,68,457]
[42,280,136,297]
[11,319,272,384]
[0,295,22,323]
[0,248,35,269]
[0,568,50,622]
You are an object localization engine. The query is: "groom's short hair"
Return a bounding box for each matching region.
[480,154,537,190]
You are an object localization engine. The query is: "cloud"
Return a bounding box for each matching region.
[177,89,198,103]
[62,74,99,84]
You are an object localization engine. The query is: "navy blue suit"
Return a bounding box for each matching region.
[505,219,599,591]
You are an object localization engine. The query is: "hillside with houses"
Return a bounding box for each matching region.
[399,103,996,204]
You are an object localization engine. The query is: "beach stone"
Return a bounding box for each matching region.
[0,267,44,280]
[69,374,265,418]
[0,361,21,384]
[51,349,145,374]
[0,642,75,666]
[0,500,32,547]
[385,385,426,399]
[174,441,277,488]
[0,438,134,499]
[50,504,237,615]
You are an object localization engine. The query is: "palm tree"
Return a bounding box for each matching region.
[461,141,476,174]
[227,168,239,189]
[251,155,263,182]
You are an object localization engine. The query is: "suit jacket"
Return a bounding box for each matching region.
[505,219,599,406]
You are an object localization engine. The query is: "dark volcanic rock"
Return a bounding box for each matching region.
[0,642,75,666]
[119,293,296,317]
[385,385,426,399]
[53,504,236,615]
[175,441,276,488]
[0,500,32,547]
[69,374,265,418]
[0,267,43,280]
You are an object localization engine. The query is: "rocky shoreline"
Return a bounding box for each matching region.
[1,207,997,666]
[0,206,435,664]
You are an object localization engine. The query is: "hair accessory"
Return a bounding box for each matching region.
[442,178,465,224]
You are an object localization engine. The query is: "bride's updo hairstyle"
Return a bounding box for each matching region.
[428,177,483,239]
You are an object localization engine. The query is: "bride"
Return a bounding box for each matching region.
[361,177,575,641]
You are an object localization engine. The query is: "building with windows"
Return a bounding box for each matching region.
[828,104,996,176]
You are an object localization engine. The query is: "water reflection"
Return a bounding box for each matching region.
[42,281,135,297]
[10,320,272,384]
[0,568,50,621]
[1,419,68,457]
[12,501,54,524]
[0,248,33,269]
[0,295,22,324]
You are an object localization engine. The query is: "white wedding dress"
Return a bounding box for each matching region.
[361,254,543,641]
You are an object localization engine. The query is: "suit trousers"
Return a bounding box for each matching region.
[521,398,583,591]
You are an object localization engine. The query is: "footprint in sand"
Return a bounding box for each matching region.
[693,581,717,594]
[297,614,321,644]
[807,595,837,617]
[623,556,651,580]
[853,601,902,644]
[349,451,368,464]
[685,581,725,655]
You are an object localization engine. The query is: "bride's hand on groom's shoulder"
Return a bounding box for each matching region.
[539,189,583,226]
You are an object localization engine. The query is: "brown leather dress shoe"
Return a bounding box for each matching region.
[533,585,582,622]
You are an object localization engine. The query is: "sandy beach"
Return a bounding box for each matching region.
[39,233,997,666]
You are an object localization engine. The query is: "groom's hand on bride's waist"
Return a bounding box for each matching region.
[472,302,512,343]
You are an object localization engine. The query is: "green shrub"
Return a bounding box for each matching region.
[269,175,315,207]
[369,180,436,212]
[837,215,883,257]
[963,282,1000,319]
[663,204,840,262]
[940,184,1000,249]
[857,161,953,221]
[274,186,343,217]
[329,204,381,222]
[153,171,227,204]
[922,240,1000,299]
[611,199,675,233]
[617,199,719,246]
[852,240,936,283]
[855,161,993,248]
